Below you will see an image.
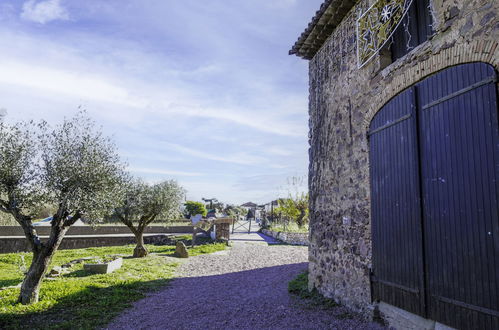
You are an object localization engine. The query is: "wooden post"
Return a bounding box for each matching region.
[192,226,196,247]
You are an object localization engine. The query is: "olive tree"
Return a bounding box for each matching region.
[184,200,207,218]
[0,113,125,304]
[113,179,185,257]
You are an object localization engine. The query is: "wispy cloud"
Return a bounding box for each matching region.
[0,0,323,203]
[21,0,69,24]
[0,61,141,108]
[128,167,203,177]
[161,142,268,166]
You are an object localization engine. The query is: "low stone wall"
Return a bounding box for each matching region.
[0,234,182,254]
[0,225,193,237]
[262,229,309,246]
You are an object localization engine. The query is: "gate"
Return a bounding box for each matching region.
[369,62,499,330]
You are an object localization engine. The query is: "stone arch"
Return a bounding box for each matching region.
[363,39,499,131]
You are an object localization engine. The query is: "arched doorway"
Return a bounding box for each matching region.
[369,62,498,329]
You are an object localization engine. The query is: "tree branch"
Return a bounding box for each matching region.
[0,198,9,210]
[11,210,41,254]
[117,213,137,235]
[63,210,83,228]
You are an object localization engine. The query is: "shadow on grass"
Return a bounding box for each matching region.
[0,278,171,330]
[0,279,21,289]
[63,269,93,278]
[157,253,176,258]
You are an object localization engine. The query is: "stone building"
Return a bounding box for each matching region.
[291,0,498,329]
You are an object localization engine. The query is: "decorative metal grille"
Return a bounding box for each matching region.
[357,0,413,68]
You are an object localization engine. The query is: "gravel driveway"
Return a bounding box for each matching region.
[107,238,384,330]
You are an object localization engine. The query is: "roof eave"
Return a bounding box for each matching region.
[290,0,358,60]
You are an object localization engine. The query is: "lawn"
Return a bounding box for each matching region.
[0,242,226,329]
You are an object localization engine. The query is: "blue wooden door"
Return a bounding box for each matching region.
[370,62,499,330]
[417,62,499,330]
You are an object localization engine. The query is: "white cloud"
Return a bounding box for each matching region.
[0,61,142,108]
[162,103,306,137]
[21,0,69,24]
[161,142,268,165]
[128,167,203,177]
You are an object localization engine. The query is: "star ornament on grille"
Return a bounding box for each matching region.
[381,5,393,22]
[362,29,372,45]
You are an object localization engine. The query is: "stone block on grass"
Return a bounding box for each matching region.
[84,258,123,274]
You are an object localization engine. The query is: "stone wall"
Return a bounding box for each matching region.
[0,225,193,237]
[307,0,498,317]
[261,229,309,246]
[0,234,174,254]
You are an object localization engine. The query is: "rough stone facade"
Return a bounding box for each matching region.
[261,229,309,246]
[305,0,498,317]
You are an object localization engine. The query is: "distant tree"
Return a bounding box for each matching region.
[0,113,125,304]
[294,193,309,228]
[113,179,185,257]
[223,204,246,218]
[0,108,7,121]
[184,201,207,218]
[209,201,224,213]
[275,193,309,228]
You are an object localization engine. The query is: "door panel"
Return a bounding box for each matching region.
[418,63,499,330]
[369,87,426,316]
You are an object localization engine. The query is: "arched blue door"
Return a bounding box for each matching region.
[369,62,498,330]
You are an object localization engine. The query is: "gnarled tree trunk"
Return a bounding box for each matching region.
[17,212,69,304]
[19,250,52,304]
[133,230,148,258]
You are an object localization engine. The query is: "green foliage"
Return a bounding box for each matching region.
[0,112,127,223]
[274,193,309,228]
[288,271,339,309]
[0,243,226,329]
[288,272,312,298]
[0,213,17,226]
[207,201,224,212]
[38,113,126,222]
[29,204,57,220]
[223,204,246,218]
[184,201,207,217]
[113,178,185,227]
[0,121,39,214]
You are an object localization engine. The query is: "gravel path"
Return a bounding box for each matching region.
[107,239,385,330]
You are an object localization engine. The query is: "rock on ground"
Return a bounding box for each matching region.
[107,242,385,330]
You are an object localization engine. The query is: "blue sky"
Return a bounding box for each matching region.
[0,0,322,204]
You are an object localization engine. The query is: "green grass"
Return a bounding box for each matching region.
[269,223,309,233]
[288,271,339,309]
[0,243,226,329]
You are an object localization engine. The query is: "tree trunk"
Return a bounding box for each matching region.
[17,216,68,305]
[18,250,52,304]
[297,209,306,228]
[133,230,148,258]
